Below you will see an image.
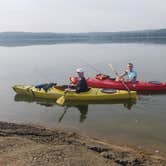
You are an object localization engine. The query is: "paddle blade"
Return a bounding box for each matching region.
[56,96,65,106]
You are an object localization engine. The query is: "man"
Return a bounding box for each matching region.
[75,68,88,93]
[116,63,137,83]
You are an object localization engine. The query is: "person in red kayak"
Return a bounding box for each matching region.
[116,63,137,83]
[75,68,89,93]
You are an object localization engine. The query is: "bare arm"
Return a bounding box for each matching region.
[118,71,127,80]
[128,76,136,82]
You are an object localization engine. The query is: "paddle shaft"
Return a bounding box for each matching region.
[58,107,68,122]
[108,64,131,93]
[80,59,102,74]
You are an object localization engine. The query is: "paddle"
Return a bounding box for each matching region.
[56,82,74,106]
[108,64,131,97]
[80,59,102,74]
[56,96,65,105]
[56,87,76,105]
[56,90,68,106]
[58,106,68,122]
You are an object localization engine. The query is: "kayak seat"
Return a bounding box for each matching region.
[148,81,161,85]
[101,89,117,93]
[62,85,76,89]
[76,88,91,93]
[96,74,110,80]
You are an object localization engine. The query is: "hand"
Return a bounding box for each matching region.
[116,76,122,81]
[116,76,125,82]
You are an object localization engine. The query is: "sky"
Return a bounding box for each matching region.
[0,0,166,32]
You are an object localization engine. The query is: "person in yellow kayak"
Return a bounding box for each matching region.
[116,63,137,83]
[75,68,89,93]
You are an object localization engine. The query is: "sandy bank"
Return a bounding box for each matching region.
[0,121,165,166]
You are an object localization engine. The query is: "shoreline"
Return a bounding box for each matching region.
[0,121,165,165]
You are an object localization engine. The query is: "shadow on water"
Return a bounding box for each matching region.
[14,94,136,123]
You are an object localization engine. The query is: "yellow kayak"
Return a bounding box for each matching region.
[13,85,137,102]
[57,88,136,101]
[12,84,67,99]
[56,88,137,105]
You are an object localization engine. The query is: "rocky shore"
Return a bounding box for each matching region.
[0,121,165,166]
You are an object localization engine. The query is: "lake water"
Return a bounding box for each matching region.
[0,43,166,155]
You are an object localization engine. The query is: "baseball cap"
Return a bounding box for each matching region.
[76,68,84,73]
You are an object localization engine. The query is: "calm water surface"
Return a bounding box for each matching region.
[0,44,166,155]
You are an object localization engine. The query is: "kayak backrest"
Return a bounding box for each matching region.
[101,89,117,93]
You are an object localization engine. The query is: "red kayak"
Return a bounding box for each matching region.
[70,74,166,93]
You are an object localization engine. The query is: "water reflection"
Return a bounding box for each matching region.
[14,94,136,123]
[62,105,89,123]
[14,94,55,107]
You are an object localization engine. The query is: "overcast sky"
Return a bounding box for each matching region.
[0,0,166,32]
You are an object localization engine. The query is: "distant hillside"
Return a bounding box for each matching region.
[0,29,166,46]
